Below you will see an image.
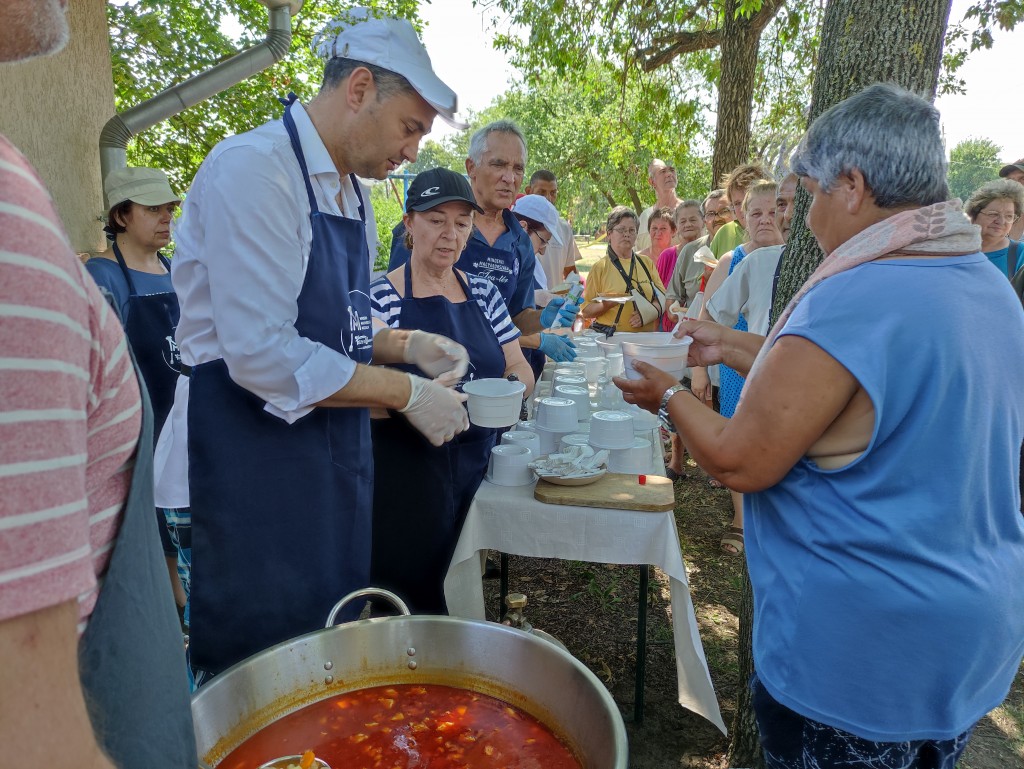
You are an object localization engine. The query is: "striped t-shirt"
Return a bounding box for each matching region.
[370,271,521,345]
[0,135,141,633]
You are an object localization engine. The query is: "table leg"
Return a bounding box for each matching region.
[499,552,509,617]
[634,564,649,724]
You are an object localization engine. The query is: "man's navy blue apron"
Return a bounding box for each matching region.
[79,348,197,767]
[370,260,505,613]
[187,97,374,675]
[110,242,180,436]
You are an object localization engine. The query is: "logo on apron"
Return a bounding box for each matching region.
[343,289,373,356]
[163,333,182,372]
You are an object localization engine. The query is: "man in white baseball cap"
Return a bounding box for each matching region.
[161,7,474,679]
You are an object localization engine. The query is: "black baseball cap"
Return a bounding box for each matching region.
[406,168,483,213]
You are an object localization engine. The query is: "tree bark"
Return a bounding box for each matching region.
[772,0,954,319]
[727,561,762,768]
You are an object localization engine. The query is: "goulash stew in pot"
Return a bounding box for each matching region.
[219,683,583,769]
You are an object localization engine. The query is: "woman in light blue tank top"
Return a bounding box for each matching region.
[616,84,1024,769]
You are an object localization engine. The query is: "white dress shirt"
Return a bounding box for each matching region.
[154,102,374,507]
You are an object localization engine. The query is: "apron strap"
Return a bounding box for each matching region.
[404,255,415,296]
[281,95,321,216]
[111,242,140,296]
[281,93,367,225]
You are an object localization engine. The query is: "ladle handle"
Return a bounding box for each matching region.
[325,587,411,627]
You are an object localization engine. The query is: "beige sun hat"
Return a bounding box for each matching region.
[104,167,180,210]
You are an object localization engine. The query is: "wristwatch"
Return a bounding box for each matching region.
[658,384,687,432]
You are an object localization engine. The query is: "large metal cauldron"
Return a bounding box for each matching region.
[191,589,628,768]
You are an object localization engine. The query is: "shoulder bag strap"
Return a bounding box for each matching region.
[608,249,637,325]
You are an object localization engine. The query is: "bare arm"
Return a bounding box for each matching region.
[371,327,415,365]
[616,334,859,492]
[512,307,544,335]
[315,363,412,409]
[502,340,536,396]
[0,601,116,769]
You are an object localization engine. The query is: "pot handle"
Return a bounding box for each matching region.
[325,587,411,627]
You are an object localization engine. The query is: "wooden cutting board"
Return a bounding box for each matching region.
[534,472,674,512]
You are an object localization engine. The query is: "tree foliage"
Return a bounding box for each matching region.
[948,137,1003,202]
[108,0,422,191]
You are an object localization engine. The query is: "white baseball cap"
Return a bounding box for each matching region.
[512,194,564,246]
[312,8,466,129]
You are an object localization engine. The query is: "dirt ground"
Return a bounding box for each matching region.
[481,450,1024,769]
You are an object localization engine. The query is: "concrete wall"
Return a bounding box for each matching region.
[0,0,114,254]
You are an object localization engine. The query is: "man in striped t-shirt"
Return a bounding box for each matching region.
[0,2,195,766]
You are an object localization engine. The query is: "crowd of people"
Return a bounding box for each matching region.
[2,3,1023,769]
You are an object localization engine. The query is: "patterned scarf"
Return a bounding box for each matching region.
[745,199,980,386]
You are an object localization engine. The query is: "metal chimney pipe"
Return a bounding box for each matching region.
[99,0,299,188]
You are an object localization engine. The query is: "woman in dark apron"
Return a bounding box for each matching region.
[369,168,535,613]
[86,166,188,618]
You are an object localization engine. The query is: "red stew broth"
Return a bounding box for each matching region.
[218,683,583,769]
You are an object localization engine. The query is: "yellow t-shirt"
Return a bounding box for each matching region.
[583,252,666,332]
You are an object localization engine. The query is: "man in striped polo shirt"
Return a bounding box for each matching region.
[0,1,196,766]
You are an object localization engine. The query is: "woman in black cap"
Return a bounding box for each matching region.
[369,168,534,612]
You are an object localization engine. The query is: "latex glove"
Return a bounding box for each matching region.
[404,330,469,382]
[539,297,580,329]
[398,373,469,447]
[538,332,577,362]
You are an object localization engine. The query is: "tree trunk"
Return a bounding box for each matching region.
[710,0,767,188]
[772,0,954,319]
[727,561,762,768]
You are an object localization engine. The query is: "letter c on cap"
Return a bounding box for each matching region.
[421,186,440,197]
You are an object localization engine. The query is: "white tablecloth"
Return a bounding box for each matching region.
[443,443,727,734]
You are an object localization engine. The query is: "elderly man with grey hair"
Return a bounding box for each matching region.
[389,120,579,341]
[617,82,1024,767]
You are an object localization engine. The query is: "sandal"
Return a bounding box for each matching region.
[720,526,744,555]
[665,467,686,481]
[708,477,725,489]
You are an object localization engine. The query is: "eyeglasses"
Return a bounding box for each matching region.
[978,210,1019,223]
[703,210,730,220]
[611,227,638,237]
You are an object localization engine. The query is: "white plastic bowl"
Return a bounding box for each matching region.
[535,397,580,432]
[501,430,540,459]
[462,378,526,428]
[595,331,669,357]
[577,356,607,383]
[554,385,590,422]
[534,424,572,456]
[588,410,635,450]
[608,437,653,474]
[620,336,692,381]
[487,444,535,486]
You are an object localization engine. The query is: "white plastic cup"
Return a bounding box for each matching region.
[554,384,590,422]
[501,430,541,459]
[487,444,534,486]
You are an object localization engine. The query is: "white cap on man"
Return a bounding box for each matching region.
[312,8,466,129]
[511,194,565,246]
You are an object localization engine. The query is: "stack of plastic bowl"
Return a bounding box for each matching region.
[575,340,601,359]
[607,437,653,474]
[462,378,526,427]
[627,404,660,434]
[553,384,590,422]
[486,444,535,486]
[534,397,580,455]
[501,430,541,459]
[588,410,635,450]
[620,334,692,381]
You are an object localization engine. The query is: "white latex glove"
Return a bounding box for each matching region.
[404,330,470,383]
[399,373,469,447]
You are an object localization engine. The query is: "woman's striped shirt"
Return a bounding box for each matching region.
[0,135,141,633]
